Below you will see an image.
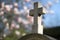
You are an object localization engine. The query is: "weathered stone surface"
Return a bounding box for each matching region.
[18,33,50,40]
[29,2,44,34]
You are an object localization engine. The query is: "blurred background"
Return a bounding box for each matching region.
[0,0,60,40]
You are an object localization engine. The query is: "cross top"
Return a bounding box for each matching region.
[30,2,44,16]
[29,2,44,34]
[34,2,39,9]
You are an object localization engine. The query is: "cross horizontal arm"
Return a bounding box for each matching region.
[38,7,45,16]
[29,7,44,16]
[29,9,34,16]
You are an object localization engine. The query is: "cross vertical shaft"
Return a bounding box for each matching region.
[32,2,38,33]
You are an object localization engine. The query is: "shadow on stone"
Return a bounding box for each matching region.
[18,33,50,40]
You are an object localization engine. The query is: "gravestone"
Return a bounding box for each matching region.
[18,2,50,40]
[29,2,44,34]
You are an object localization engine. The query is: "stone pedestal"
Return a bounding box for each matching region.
[18,33,50,40]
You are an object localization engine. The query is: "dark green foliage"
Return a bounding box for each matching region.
[44,27,60,39]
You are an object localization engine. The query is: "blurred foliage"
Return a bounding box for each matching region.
[0,10,27,40]
[4,28,26,40]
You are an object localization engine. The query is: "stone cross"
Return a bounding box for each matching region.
[29,2,45,34]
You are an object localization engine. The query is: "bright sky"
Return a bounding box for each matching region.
[40,0,60,28]
[2,0,60,28]
[23,0,60,28]
[30,0,60,28]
